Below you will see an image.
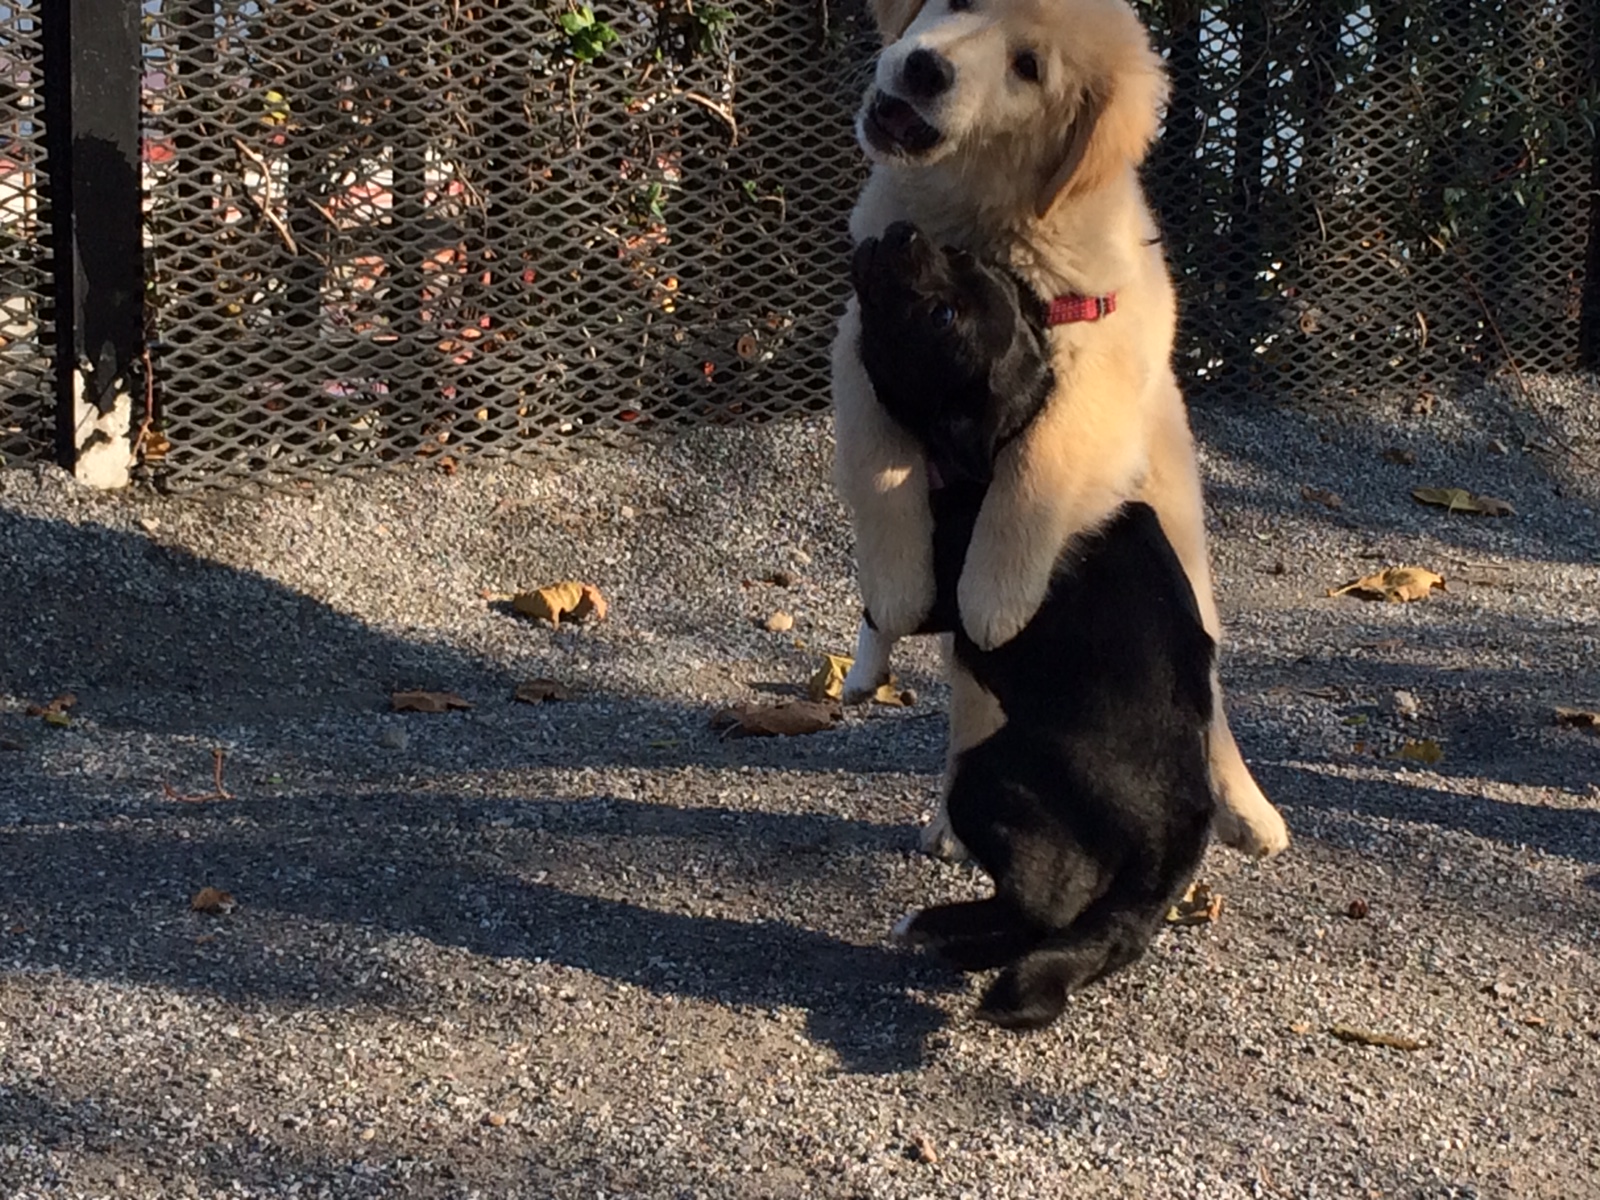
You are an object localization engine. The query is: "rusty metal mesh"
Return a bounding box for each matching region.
[2,2,1595,487]
[138,0,877,487]
[0,0,51,466]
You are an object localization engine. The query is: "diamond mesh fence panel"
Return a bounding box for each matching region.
[1140,0,1597,408]
[139,0,877,487]
[2,2,1595,487]
[0,0,51,467]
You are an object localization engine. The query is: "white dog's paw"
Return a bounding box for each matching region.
[919,810,970,862]
[1212,801,1290,859]
[956,566,1039,651]
[890,911,922,946]
[841,619,894,705]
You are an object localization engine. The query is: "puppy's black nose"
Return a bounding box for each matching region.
[901,49,953,101]
[884,221,919,250]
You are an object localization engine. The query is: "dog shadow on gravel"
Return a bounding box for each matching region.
[0,792,954,1075]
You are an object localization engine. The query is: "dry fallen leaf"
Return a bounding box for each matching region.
[1382,447,1417,466]
[1554,707,1600,732]
[908,1132,939,1164]
[1329,1025,1423,1051]
[1300,484,1344,509]
[391,690,473,713]
[709,700,841,738]
[190,887,236,915]
[512,581,608,628]
[1166,881,1223,926]
[1346,898,1370,920]
[764,610,795,633]
[1411,486,1515,517]
[808,654,853,702]
[1327,566,1446,603]
[514,679,575,704]
[1393,738,1444,765]
[873,682,916,707]
[1289,1021,1314,1036]
[25,693,77,718]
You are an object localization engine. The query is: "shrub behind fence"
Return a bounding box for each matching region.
[1,0,1596,488]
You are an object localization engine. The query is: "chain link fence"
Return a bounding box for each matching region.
[2,1,1597,488]
[0,0,51,466]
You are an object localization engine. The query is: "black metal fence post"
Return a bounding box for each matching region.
[41,0,145,487]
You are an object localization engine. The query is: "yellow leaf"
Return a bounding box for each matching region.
[1393,738,1443,765]
[1327,566,1446,603]
[512,581,607,628]
[808,654,853,702]
[873,682,916,707]
[1166,881,1223,925]
[1411,487,1515,517]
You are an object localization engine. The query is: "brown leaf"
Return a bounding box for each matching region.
[1393,738,1444,765]
[1411,486,1515,517]
[1288,1022,1314,1036]
[709,700,840,738]
[1300,484,1344,509]
[1382,447,1417,466]
[1329,1025,1423,1051]
[1346,898,1370,920]
[1327,566,1446,603]
[808,654,853,702]
[908,1132,938,1164]
[512,581,607,628]
[763,570,797,588]
[1166,881,1223,926]
[391,690,472,713]
[25,693,77,718]
[514,679,575,704]
[764,610,794,633]
[1554,707,1600,732]
[190,887,236,915]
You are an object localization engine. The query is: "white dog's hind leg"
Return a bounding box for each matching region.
[923,650,1005,860]
[842,618,895,704]
[1140,391,1289,858]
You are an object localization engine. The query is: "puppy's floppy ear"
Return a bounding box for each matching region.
[871,0,927,43]
[1035,44,1168,219]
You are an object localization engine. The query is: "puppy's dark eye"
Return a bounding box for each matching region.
[1012,49,1040,82]
[931,302,956,328]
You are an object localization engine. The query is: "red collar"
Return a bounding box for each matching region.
[1046,292,1116,325]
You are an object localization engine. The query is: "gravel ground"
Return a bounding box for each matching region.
[2,377,1599,1199]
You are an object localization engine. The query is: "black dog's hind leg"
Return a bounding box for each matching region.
[896,897,1044,972]
[977,898,1168,1031]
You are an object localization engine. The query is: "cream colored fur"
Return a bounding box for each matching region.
[831,0,1288,857]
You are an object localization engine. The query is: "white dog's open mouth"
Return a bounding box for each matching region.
[861,92,943,157]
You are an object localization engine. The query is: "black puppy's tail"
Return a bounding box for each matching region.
[976,903,1163,1031]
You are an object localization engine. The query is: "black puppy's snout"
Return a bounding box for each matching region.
[884,221,919,250]
[901,49,953,101]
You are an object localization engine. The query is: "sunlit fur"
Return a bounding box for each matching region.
[829,0,1289,858]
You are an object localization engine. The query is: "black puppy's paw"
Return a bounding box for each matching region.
[977,966,1070,1032]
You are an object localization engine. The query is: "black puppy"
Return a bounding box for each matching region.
[852,222,1217,1031]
